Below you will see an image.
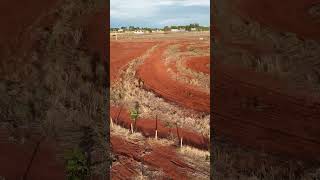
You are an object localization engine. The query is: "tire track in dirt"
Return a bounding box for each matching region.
[111,135,196,179]
[110,41,157,82]
[164,42,210,93]
[137,42,210,113]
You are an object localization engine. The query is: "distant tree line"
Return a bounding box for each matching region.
[110,23,210,32]
[164,23,209,31]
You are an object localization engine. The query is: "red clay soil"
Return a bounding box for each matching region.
[137,42,210,113]
[179,41,192,52]
[111,157,139,179]
[0,129,65,179]
[0,0,61,58]
[213,60,320,161]
[110,107,209,150]
[111,135,195,179]
[0,0,60,44]
[234,0,320,40]
[110,41,156,82]
[185,56,210,74]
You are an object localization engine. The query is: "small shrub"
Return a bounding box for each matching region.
[65,148,89,180]
[130,101,140,132]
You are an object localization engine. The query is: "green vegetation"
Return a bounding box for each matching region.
[130,102,140,132]
[65,148,89,180]
[110,23,209,32]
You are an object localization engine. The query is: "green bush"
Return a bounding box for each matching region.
[65,148,89,180]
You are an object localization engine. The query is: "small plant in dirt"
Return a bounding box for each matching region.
[130,101,140,133]
[65,148,89,180]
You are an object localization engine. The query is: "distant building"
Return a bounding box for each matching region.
[134,30,144,34]
[171,29,179,32]
[152,29,164,33]
[117,29,124,33]
[191,28,197,31]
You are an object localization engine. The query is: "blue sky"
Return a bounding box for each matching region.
[110,0,210,28]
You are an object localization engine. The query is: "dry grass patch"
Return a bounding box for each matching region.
[111,123,145,143]
[177,146,210,179]
[213,140,320,180]
[219,13,320,96]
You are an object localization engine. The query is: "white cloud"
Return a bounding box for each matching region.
[158,18,193,25]
[157,0,210,7]
[111,0,158,19]
[111,0,209,19]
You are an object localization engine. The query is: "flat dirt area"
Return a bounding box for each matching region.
[110,32,210,179]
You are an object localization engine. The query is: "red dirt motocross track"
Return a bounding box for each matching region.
[110,39,210,178]
[137,42,210,113]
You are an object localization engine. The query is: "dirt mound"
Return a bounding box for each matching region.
[137,42,210,113]
[110,107,209,150]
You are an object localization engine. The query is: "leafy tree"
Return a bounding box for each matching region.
[163,26,170,31]
[171,25,177,29]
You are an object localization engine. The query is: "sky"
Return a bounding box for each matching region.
[110,0,210,28]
